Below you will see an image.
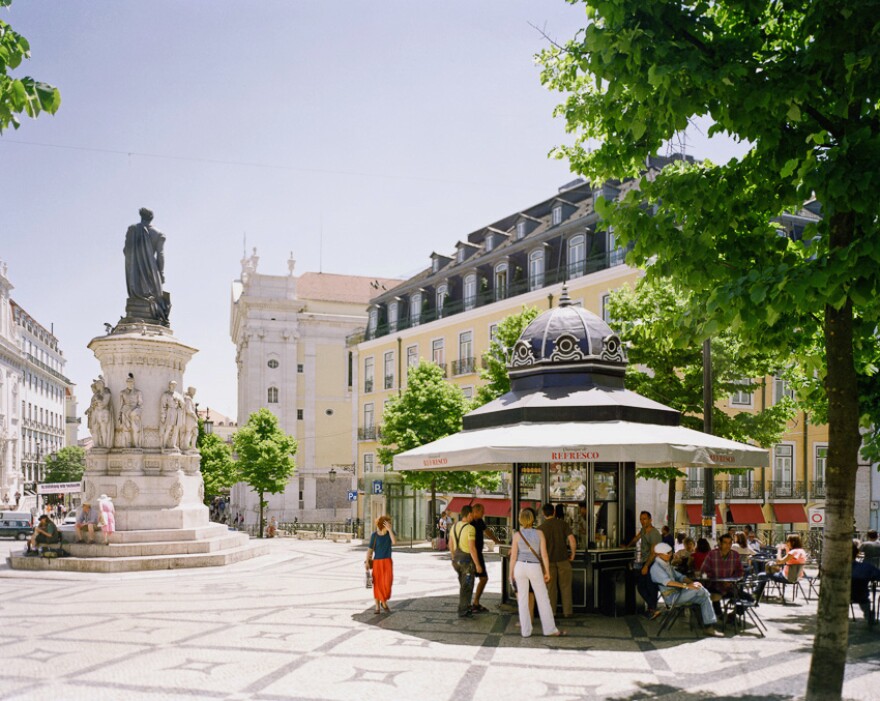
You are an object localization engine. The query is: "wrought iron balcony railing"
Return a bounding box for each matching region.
[767,480,806,499]
[451,357,477,376]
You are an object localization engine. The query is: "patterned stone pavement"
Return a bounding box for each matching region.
[0,537,877,701]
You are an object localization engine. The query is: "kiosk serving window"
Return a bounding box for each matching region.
[518,463,544,511]
[593,462,620,548]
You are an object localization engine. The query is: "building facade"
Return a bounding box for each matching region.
[0,260,75,509]
[229,249,400,525]
[352,161,876,537]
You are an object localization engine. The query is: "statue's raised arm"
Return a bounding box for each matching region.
[123,207,171,326]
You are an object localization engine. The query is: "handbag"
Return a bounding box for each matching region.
[365,570,373,588]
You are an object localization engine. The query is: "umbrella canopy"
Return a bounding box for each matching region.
[393,420,769,472]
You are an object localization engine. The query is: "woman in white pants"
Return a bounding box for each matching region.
[509,507,566,637]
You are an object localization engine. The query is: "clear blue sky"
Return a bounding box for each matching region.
[0,1,744,433]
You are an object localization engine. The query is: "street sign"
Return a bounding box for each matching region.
[347,490,357,502]
[36,481,83,495]
[372,480,383,495]
[808,508,825,527]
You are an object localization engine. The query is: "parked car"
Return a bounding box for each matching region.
[0,518,34,540]
[63,509,78,525]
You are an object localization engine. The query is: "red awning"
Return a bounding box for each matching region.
[446,497,511,518]
[686,504,723,525]
[728,503,766,524]
[773,504,808,523]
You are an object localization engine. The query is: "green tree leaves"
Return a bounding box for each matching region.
[42,446,85,484]
[196,422,237,502]
[0,1,61,132]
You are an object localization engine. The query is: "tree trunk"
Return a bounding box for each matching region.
[258,490,265,539]
[806,212,861,701]
[666,478,676,535]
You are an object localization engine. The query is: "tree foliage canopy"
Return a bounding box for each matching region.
[0,0,61,132]
[197,421,237,501]
[539,2,879,697]
[379,361,498,492]
[233,409,297,497]
[42,446,85,484]
[476,306,540,405]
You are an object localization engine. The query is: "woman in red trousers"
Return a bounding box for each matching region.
[366,515,396,613]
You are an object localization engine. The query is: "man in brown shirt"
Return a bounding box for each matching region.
[538,503,577,618]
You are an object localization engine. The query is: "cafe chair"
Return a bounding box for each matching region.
[727,576,767,638]
[765,564,809,604]
[655,598,701,638]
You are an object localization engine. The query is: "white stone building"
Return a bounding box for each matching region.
[229,250,400,524]
[0,260,76,507]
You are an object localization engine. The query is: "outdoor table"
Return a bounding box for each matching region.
[706,577,749,634]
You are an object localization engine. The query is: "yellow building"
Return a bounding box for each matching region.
[353,161,868,538]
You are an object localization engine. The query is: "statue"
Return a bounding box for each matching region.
[117,374,143,448]
[182,386,199,451]
[85,376,114,448]
[160,380,185,450]
[123,208,170,326]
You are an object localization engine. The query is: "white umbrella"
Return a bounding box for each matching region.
[393,421,768,471]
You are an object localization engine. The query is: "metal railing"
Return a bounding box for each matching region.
[451,357,477,376]
[245,520,364,539]
[682,480,725,499]
[812,481,826,499]
[358,426,379,441]
[725,482,763,499]
[768,480,806,499]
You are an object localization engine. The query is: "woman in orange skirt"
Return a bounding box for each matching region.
[366,515,396,613]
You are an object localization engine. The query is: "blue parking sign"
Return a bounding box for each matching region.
[347,490,357,502]
[372,480,383,495]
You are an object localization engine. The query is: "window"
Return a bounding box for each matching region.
[774,377,795,403]
[815,444,827,486]
[489,323,498,343]
[409,293,422,327]
[368,309,378,332]
[364,453,374,474]
[432,258,440,273]
[459,331,472,362]
[464,274,477,310]
[601,293,612,323]
[528,249,545,291]
[297,364,304,373]
[773,444,794,489]
[552,205,562,225]
[516,221,527,240]
[494,263,508,301]
[730,379,753,406]
[432,338,445,368]
[364,357,374,393]
[461,386,474,400]
[608,228,626,266]
[297,409,303,420]
[267,387,279,403]
[388,301,398,331]
[458,247,465,263]
[406,345,418,379]
[568,234,586,278]
[364,403,374,428]
[384,351,395,389]
[436,284,448,317]
[485,233,494,252]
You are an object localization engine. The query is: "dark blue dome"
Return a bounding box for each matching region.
[508,287,627,380]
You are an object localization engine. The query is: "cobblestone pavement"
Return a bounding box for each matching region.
[0,538,877,701]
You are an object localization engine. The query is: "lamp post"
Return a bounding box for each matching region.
[329,463,357,525]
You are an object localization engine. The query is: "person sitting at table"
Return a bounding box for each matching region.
[672,536,696,577]
[753,533,807,599]
[852,541,880,626]
[692,537,712,572]
[744,526,763,551]
[651,543,721,636]
[28,514,60,552]
[700,533,744,619]
[731,531,755,572]
[75,502,100,544]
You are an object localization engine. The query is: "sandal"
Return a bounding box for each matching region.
[381,602,391,612]
[374,605,381,614]
[471,604,489,613]
[547,630,567,637]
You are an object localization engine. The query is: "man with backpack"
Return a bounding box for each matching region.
[449,506,483,618]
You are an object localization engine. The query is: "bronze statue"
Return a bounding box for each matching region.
[123,208,170,326]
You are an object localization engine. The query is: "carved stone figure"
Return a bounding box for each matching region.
[123,208,170,326]
[160,380,185,450]
[182,386,198,451]
[86,376,114,448]
[117,374,143,448]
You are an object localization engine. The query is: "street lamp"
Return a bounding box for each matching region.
[328,463,355,483]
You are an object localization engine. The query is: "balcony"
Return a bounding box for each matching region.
[451,357,477,376]
[682,479,725,500]
[358,426,378,441]
[363,249,626,342]
[812,481,826,499]
[768,480,806,500]
[725,482,763,500]
[364,379,374,393]
[384,375,394,390]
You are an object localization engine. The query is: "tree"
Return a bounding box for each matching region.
[232,409,297,538]
[0,0,61,133]
[379,360,499,493]
[539,2,879,697]
[42,446,85,484]
[606,277,796,529]
[197,421,237,503]
[475,306,540,405]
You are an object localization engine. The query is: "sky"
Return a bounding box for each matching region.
[0,1,746,435]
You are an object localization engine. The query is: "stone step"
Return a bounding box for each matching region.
[61,532,250,558]
[6,541,270,573]
[59,522,234,543]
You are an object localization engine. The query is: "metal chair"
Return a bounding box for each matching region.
[727,576,767,637]
[764,564,809,604]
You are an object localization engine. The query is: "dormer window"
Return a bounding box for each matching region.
[552,205,562,226]
[464,274,477,310]
[516,221,527,240]
[432,258,440,273]
[388,301,398,331]
[368,309,378,332]
[458,248,466,263]
[485,234,494,252]
[410,292,422,327]
[436,283,448,317]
